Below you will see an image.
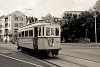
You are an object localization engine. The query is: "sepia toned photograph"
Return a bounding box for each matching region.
[0,0,100,67]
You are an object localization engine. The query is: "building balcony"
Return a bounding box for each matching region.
[5,27,8,29]
[0,28,3,30]
[5,22,8,25]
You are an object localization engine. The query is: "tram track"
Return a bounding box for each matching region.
[60,53,100,64]
[57,58,87,67]
[39,52,100,67]
[18,50,85,67]
[37,55,87,67]
[19,50,88,67]
[18,51,61,67]
[1,47,99,67]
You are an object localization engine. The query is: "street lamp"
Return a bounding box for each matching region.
[94,13,97,43]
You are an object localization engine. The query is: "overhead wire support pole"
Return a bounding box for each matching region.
[94,14,97,43]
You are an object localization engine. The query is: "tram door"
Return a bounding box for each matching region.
[34,27,38,50]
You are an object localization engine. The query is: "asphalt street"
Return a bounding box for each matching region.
[0,43,54,67]
[0,54,42,67]
[43,43,100,67]
[1,43,100,67]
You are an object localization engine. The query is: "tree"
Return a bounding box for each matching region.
[41,13,54,23]
[61,10,100,43]
[93,0,100,11]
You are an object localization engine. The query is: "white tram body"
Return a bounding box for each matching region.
[17,22,61,55]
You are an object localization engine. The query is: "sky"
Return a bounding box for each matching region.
[0,0,98,17]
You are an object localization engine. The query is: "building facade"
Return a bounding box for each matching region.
[0,16,5,41]
[61,11,83,25]
[0,11,27,42]
[62,11,82,18]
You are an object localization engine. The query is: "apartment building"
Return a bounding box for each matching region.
[61,11,83,25]
[0,11,27,42]
[0,16,5,41]
[62,11,82,18]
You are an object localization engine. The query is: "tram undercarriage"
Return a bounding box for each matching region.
[17,46,60,57]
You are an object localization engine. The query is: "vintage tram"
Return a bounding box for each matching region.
[17,22,61,56]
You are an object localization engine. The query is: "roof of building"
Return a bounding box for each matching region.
[61,11,84,17]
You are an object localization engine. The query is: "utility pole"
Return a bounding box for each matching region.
[94,14,97,43]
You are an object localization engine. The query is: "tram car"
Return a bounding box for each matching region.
[17,22,61,56]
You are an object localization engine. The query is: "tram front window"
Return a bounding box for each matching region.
[46,27,50,36]
[55,28,59,36]
[51,28,54,35]
[39,27,41,36]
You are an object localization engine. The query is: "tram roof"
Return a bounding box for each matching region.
[23,22,50,27]
[18,22,60,31]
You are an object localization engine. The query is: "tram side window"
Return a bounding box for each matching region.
[39,27,41,36]
[19,33,21,37]
[42,27,44,36]
[22,31,24,37]
[25,31,28,37]
[46,27,50,36]
[55,28,59,36]
[29,30,33,37]
[51,28,54,35]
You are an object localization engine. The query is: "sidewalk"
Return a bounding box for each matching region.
[0,42,17,51]
[61,43,100,47]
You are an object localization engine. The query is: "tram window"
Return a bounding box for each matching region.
[46,27,50,36]
[22,31,24,37]
[39,27,41,36]
[51,28,54,35]
[19,33,21,37]
[29,30,33,37]
[25,31,28,37]
[55,28,59,36]
[42,27,44,36]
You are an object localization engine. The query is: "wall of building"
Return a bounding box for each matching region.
[0,11,27,42]
[10,11,26,35]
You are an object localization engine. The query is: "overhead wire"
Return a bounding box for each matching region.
[51,2,75,13]
[25,0,50,10]
[34,1,76,17]
[25,1,76,17]
[24,0,50,17]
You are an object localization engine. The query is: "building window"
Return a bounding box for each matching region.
[19,17,23,21]
[29,30,33,37]
[19,23,23,27]
[15,23,18,27]
[14,29,18,33]
[8,17,10,21]
[0,30,2,33]
[19,33,21,37]
[9,24,10,27]
[15,17,18,21]
[46,27,50,36]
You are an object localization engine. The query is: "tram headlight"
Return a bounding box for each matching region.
[52,43,54,46]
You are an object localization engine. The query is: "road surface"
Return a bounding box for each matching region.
[1,43,100,67]
[0,43,54,67]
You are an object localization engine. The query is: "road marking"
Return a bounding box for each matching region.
[0,54,43,67]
